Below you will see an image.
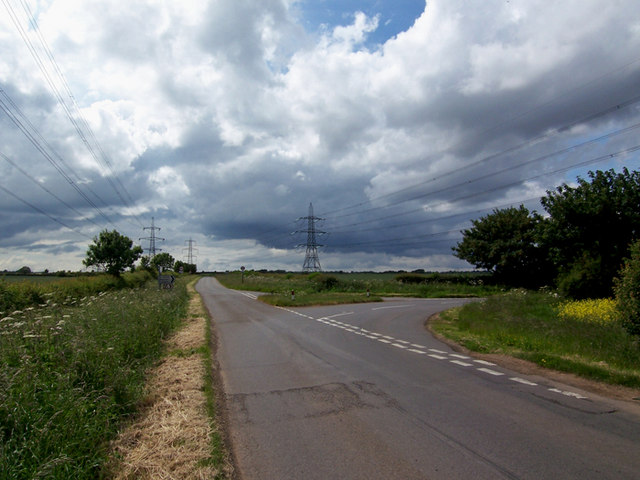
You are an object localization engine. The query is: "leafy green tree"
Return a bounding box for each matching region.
[83,230,143,276]
[453,205,549,287]
[174,261,197,274]
[614,239,640,335]
[540,168,640,298]
[138,255,151,271]
[150,252,175,272]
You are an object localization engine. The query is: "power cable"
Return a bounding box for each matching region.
[320,93,640,220]
[0,89,116,227]
[0,183,92,240]
[325,144,640,250]
[0,150,103,229]
[326,121,640,232]
[4,0,144,228]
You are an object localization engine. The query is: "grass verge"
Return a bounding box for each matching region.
[0,276,190,479]
[106,278,232,479]
[431,290,640,389]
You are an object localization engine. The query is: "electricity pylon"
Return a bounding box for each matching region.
[183,238,198,264]
[140,217,164,257]
[296,203,325,272]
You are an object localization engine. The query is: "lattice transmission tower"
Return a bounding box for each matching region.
[183,238,198,265]
[140,217,164,257]
[296,203,325,272]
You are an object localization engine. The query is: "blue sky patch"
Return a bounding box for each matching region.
[297,0,425,47]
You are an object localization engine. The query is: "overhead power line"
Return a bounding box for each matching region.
[2,0,143,228]
[0,89,116,228]
[326,144,640,251]
[0,183,92,240]
[326,122,640,233]
[320,93,640,221]
[0,150,103,229]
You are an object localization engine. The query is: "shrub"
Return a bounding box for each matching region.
[310,274,339,291]
[395,273,426,284]
[614,240,640,335]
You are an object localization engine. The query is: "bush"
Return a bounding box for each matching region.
[557,252,611,299]
[310,274,339,291]
[395,273,426,284]
[614,240,640,335]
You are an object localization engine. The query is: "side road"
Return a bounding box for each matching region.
[107,279,233,479]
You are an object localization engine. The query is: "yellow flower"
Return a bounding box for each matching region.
[557,298,617,325]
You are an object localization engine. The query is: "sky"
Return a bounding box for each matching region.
[1,0,640,273]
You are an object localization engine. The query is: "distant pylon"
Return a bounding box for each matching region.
[183,238,198,264]
[140,217,165,257]
[296,203,325,272]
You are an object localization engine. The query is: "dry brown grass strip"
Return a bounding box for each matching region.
[108,280,229,479]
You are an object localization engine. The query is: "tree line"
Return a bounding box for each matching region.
[453,167,640,299]
[83,229,196,276]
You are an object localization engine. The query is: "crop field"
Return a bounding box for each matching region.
[0,273,191,479]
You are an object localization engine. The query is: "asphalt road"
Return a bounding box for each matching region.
[196,277,640,480]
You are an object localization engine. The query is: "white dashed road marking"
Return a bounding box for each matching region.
[510,377,538,386]
[275,304,590,401]
[451,360,473,367]
[477,368,505,376]
[474,360,497,366]
[549,388,588,399]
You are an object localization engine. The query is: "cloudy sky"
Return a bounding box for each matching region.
[1,0,640,273]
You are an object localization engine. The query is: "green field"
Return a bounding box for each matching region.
[215,270,504,306]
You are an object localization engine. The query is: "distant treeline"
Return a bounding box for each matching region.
[394,272,497,285]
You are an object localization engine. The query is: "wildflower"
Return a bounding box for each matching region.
[557,298,617,324]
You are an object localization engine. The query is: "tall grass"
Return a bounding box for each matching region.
[433,290,640,388]
[0,271,152,313]
[0,276,190,479]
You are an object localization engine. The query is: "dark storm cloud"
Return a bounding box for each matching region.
[1,0,640,272]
